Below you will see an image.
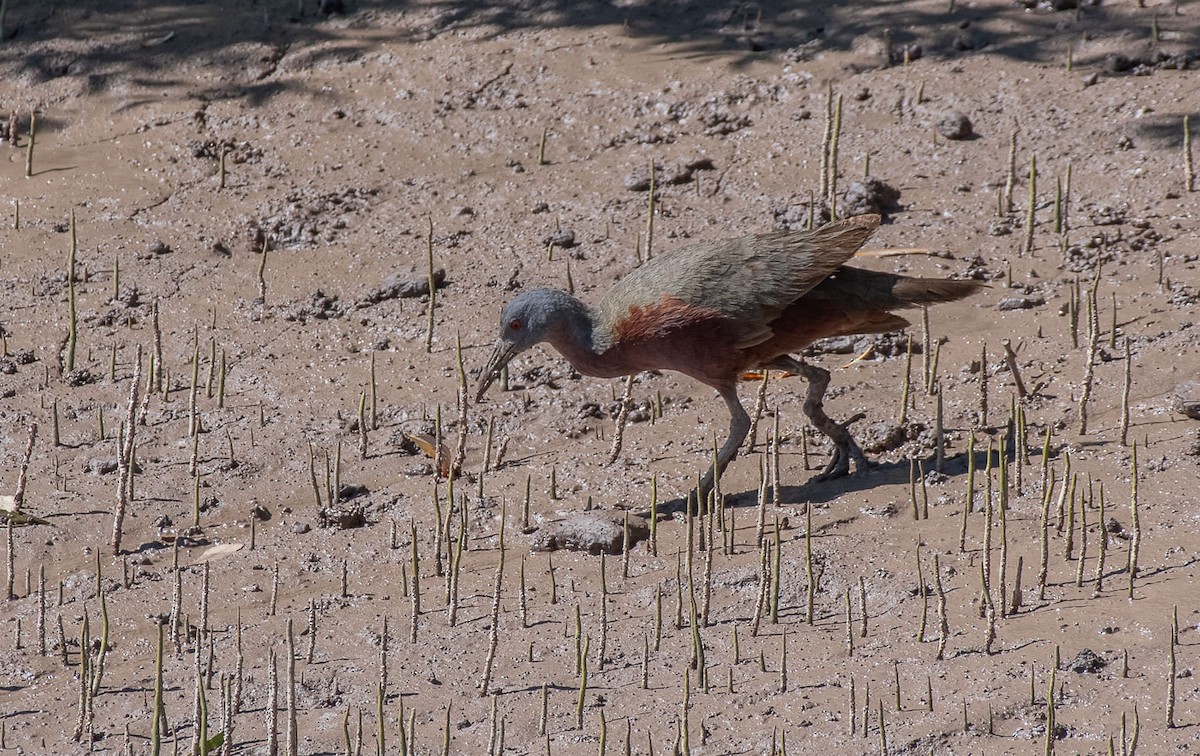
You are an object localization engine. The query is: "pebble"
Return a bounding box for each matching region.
[936,110,973,140]
[361,269,446,305]
[1176,381,1200,420]
[85,458,119,475]
[952,32,980,51]
[1067,648,1107,674]
[542,229,577,248]
[987,218,1014,236]
[531,512,650,555]
[840,178,901,217]
[64,368,96,387]
[623,157,715,191]
[997,295,1045,311]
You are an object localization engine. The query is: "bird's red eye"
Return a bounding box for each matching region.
[509,319,522,331]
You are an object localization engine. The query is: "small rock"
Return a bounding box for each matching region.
[542,229,577,248]
[85,458,119,475]
[863,423,906,453]
[997,295,1045,311]
[815,331,913,358]
[952,32,981,51]
[863,421,927,453]
[401,461,434,477]
[338,483,369,500]
[64,368,96,387]
[1067,648,1107,674]
[936,110,974,140]
[840,177,901,217]
[623,159,714,191]
[899,43,922,62]
[987,218,1014,236]
[292,523,311,534]
[774,198,831,231]
[624,163,660,191]
[1176,381,1200,420]
[532,512,650,555]
[680,156,715,174]
[361,269,447,306]
[1186,431,1200,457]
[283,290,345,322]
[813,335,859,355]
[148,240,172,255]
[1090,204,1127,226]
[325,508,366,530]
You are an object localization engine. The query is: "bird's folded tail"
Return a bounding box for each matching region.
[889,277,987,307]
[813,267,985,311]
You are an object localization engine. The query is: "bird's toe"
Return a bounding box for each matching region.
[813,448,851,482]
[812,437,873,482]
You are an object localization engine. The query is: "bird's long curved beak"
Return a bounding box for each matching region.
[474,340,519,402]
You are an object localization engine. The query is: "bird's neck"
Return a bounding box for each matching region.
[542,293,624,378]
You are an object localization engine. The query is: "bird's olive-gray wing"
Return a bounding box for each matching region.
[599,215,880,349]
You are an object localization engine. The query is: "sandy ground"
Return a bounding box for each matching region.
[1,0,1199,753]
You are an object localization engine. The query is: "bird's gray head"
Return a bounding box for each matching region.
[474,289,576,402]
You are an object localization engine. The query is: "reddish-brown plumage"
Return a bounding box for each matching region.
[611,297,719,344]
[606,297,744,387]
[476,214,984,502]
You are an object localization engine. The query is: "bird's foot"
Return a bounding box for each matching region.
[811,412,872,481]
[766,356,875,482]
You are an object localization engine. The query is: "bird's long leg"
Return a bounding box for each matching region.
[767,355,870,481]
[692,384,751,510]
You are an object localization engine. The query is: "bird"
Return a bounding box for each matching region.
[475,213,983,504]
